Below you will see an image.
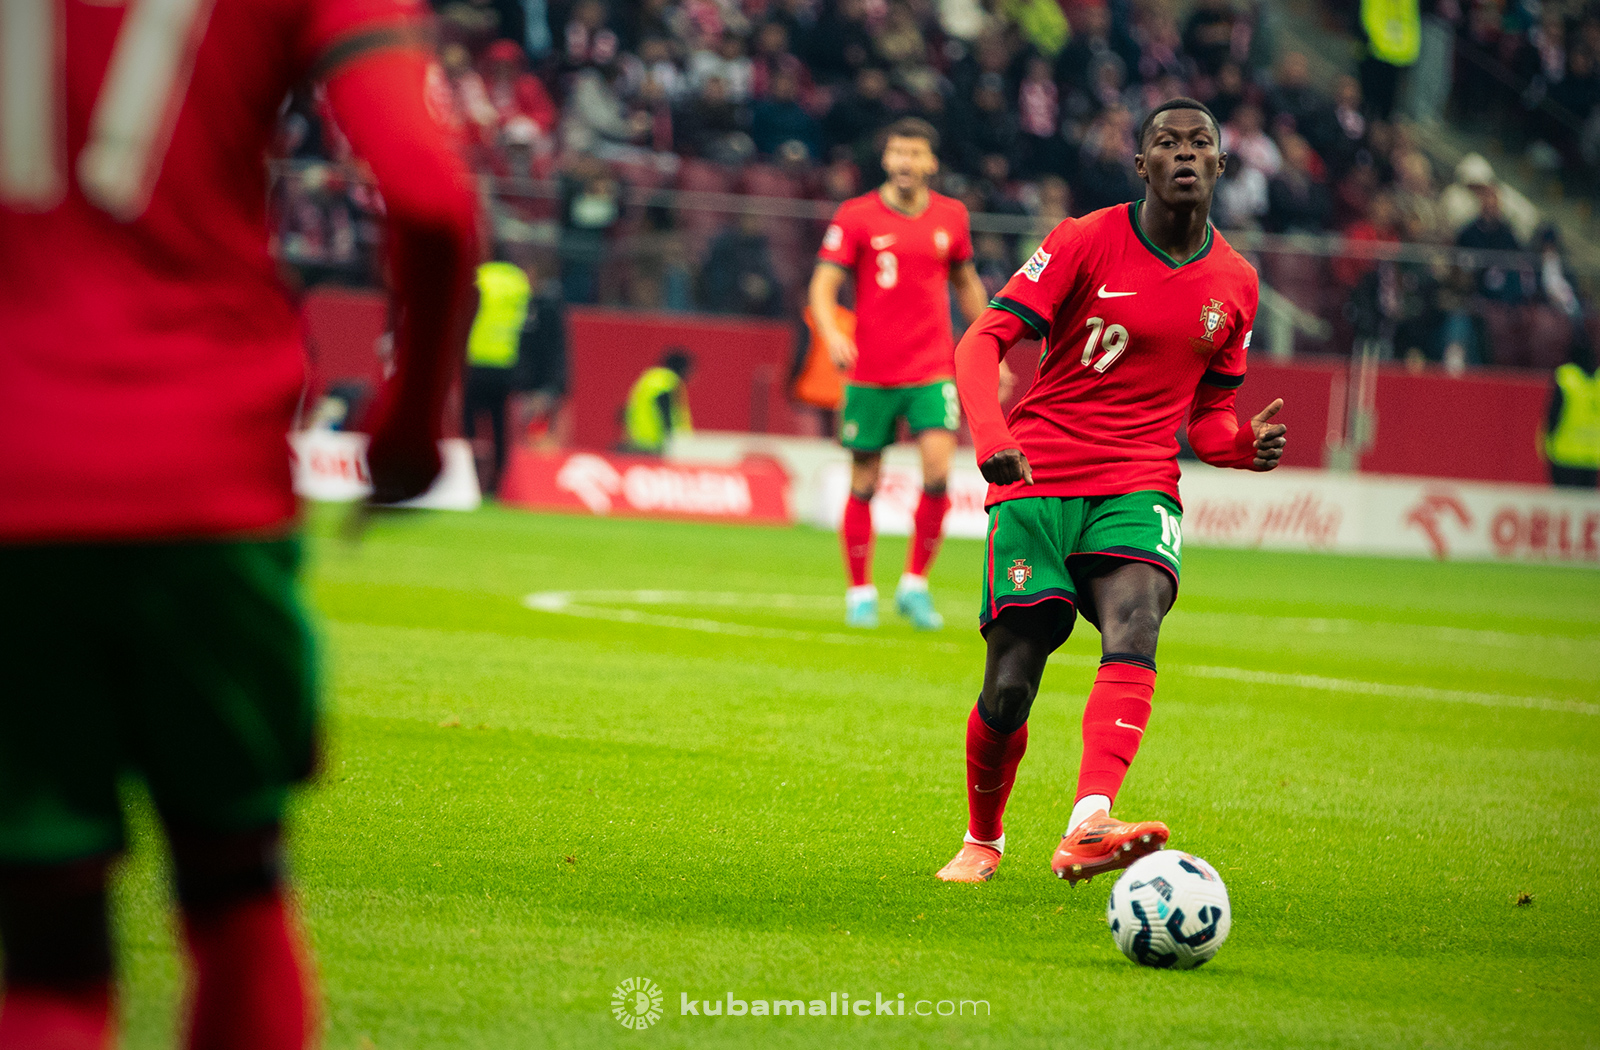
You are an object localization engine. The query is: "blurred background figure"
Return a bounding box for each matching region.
[464,255,535,495]
[1544,340,1600,489]
[624,350,695,453]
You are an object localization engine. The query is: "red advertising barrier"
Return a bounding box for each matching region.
[299,295,1574,488]
[500,449,793,524]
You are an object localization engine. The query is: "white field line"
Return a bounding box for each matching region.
[521,591,1597,716]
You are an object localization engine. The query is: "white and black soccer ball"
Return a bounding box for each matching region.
[1106,851,1231,969]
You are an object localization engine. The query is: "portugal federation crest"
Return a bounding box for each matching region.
[1198,298,1227,343]
[1007,559,1033,590]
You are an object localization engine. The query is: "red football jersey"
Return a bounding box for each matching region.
[0,0,422,542]
[986,201,1258,505]
[816,190,973,388]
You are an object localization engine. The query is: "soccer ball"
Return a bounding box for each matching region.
[1106,851,1231,969]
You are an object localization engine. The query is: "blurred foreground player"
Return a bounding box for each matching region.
[808,118,995,630]
[936,100,1287,885]
[0,2,479,1047]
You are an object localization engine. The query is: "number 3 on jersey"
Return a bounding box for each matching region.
[1082,316,1130,373]
[875,250,897,289]
[1,0,213,219]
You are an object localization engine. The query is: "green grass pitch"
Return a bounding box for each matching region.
[108,505,1599,1048]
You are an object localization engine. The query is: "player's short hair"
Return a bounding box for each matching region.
[882,117,940,154]
[1138,98,1220,150]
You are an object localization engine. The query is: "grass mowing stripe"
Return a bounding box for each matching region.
[1174,664,1599,716]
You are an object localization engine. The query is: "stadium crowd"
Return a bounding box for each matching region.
[274,0,1600,371]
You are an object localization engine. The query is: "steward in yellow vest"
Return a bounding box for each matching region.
[1546,352,1600,488]
[464,261,533,492]
[624,352,694,454]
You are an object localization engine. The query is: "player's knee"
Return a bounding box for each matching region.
[1102,602,1163,656]
[982,677,1035,734]
[0,858,114,987]
[166,820,286,914]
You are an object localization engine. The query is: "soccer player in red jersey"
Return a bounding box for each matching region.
[935,99,1288,884]
[808,117,998,630]
[0,2,479,1047]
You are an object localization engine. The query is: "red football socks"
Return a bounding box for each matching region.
[182,892,316,1050]
[1076,661,1156,803]
[841,493,874,587]
[964,702,1029,843]
[906,490,951,577]
[0,984,112,1050]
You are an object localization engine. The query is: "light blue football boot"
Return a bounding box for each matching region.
[845,585,880,628]
[895,575,944,630]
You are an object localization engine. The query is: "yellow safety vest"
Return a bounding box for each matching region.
[466,261,532,368]
[1546,363,1600,469]
[625,367,693,451]
[1362,0,1421,66]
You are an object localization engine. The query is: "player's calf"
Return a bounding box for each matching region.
[0,858,115,1050]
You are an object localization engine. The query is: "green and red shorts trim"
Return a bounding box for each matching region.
[979,491,1183,651]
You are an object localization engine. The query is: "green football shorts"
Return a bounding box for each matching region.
[0,538,319,865]
[980,492,1183,651]
[839,380,960,451]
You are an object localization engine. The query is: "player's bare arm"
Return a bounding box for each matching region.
[806,261,856,369]
[954,306,1035,485]
[326,44,481,504]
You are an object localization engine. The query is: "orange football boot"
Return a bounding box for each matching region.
[936,841,1002,883]
[1050,810,1168,885]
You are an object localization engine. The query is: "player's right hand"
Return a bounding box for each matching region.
[980,448,1033,486]
[366,429,443,505]
[824,330,858,370]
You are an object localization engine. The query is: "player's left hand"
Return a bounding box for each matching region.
[1249,399,1287,471]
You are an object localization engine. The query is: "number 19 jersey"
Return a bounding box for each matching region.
[816,190,972,388]
[986,201,1258,505]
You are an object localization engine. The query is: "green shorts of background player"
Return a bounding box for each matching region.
[836,381,963,631]
[0,539,319,1036]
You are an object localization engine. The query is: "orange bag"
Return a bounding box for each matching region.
[794,304,853,410]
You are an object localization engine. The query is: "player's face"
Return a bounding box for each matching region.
[881,135,938,192]
[1135,110,1225,208]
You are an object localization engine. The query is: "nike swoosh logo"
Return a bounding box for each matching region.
[973,783,1006,793]
[870,235,896,249]
[1097,285,1136,298]
[1115,718,1145,735]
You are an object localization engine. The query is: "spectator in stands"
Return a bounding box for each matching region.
[1333,190,1401,290]
[1017,55,1064,177]
[482,39,558,136]
[562,0,620,72]
[626,37,689,105]
[1074,105,1142,213]
[1266,134,1332,233]
[751,69,822,160]
[1221,102,1281,177]
[1321,75,1370,179]
[875,1,931,76]
[675,74,753,163]
[562,61,650,156]
[1207,61,1249,126]
[1391,148,1445,242]
[689,30,755,101]
[1266,51,1332,141]
[1182,0,1240,78]
[825,66,897,168]
[559,156,621,303]
[953,73,1021,176]
[1440,153,1541,242]
[807,0,877,84]
[699,213,783,316]
[1056,4,1141,98]
[1454,177,1526,305]
[749,20,810,100]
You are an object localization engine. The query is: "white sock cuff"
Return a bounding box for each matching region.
[846,584,879,602]
[897,573,928,591]
[1068,795,1112,832]
[964,831,1005,854]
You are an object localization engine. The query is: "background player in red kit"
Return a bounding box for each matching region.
[808,117,998,630]
[935,99,1288,884]
[0,1,478,1047]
